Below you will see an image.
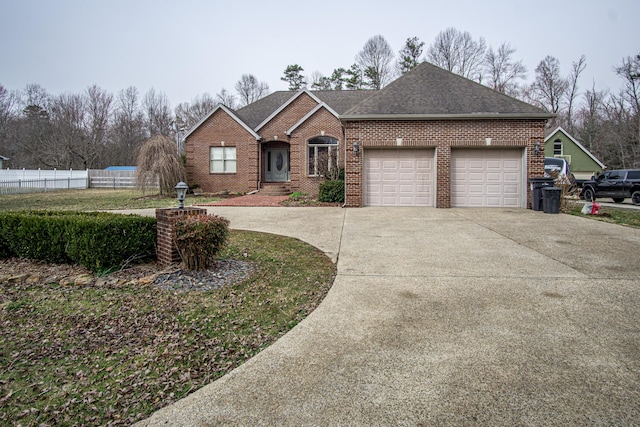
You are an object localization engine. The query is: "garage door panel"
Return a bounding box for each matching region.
[365,149,434,206]
[452,149,523,208]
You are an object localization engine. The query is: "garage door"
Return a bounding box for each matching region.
[364,149,434,206]
[451,149,523,207]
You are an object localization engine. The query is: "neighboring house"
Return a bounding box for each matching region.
[544,127,606,180]
[0,155,7,169]
[184,62,552,208]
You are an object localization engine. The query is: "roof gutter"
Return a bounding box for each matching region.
[340,113,555,121]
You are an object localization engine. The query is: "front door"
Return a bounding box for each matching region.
[265,149,289,182]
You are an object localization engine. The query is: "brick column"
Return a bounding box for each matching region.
[156,207,207,266]
[436,145,451,208]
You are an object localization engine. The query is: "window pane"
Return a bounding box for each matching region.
[308,146,315,175]
[211,160,223,173]
[225,147,236,160]
[226,160,236,173]
[211,147,223,160]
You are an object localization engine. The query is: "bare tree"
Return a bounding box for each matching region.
[565,55,587,133]
[427,28,486,81]
[309,71,329,90]
[215,88,237,109]
[48,92,84,168]
[111,86,146,166]
[143,88,173,137]
[529,56,569,119]
[235,74,269,107]
[78,85,112,168]
[484,42,527,96]
[0,85,19,163]
[577,81,607,161]
[614,54,640,116]
[18,85,53,168]
[396,36,425,75]
[355,35,395,89]
[174,93,216,132]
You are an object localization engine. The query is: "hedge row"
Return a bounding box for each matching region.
[0,211,157,272]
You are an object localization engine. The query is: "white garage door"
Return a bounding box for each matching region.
[451,149,524,207]
[364,149,434,206]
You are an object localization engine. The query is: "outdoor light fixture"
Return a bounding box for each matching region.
[353,142,360,156]
[175,181,188,209]
[533,141,541,156]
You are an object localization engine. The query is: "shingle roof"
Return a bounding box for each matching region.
[235,90,373,129]
[342,62,551,119]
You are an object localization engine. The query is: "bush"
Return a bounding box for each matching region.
[173,214,229,270]
[0,211,156,272]
[318,180,344,203]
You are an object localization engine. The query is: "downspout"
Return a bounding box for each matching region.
[341,123,347,208]
[257,138,262,192]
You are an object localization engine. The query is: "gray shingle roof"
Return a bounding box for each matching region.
[235,90,374,129]
[342,62,551,119]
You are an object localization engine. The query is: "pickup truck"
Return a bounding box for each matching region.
[581,169,640,205]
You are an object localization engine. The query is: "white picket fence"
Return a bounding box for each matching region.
[0,168,155,195]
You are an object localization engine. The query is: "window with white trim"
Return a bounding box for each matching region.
[553,139,562,156]
[210,147,236,173]
[308,136,338,177]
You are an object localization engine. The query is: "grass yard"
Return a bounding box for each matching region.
[0,231,336,425]
[0,189,336,425]
[0,189,221,212]
[567,203,640,228]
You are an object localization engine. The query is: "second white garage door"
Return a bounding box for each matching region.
[364,149,434,206]
[451,149,524,207]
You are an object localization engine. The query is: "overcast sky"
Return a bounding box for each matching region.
[1,0,638,108]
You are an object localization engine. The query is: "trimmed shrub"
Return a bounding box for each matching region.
[0,211,156,272]
[318,180,344,203]
[64,214,157,272]
[173,214,229,270]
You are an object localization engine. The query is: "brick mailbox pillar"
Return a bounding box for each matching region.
[156,207,207,266]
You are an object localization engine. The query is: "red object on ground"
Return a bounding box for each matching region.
[591,202,601,215]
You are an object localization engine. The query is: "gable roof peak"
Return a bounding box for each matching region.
[183,104,260,141]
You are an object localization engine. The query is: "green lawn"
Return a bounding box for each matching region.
[567,203,640,228]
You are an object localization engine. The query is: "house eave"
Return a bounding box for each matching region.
[340,113,555,121]
[183,104,261,141]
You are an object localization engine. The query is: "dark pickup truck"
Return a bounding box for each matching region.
[581,169,640,205]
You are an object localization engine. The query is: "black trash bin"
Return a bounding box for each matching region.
[529,177,555,211]
[542,187,561,214]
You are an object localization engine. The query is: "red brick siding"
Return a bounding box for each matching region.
[156,207,207,266]
[287,108,344,196]
[344,119,547,208]
[185,110,258,194]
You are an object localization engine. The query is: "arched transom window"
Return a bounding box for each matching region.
[308,136,338,177]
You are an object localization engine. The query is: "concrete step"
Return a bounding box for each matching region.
[260,184,291,196]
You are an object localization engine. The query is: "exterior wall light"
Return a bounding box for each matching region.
[533,141,541,156]
[175,181,189,209]
[353,142,360,156]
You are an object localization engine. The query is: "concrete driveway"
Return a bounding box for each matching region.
[137,207,640,426]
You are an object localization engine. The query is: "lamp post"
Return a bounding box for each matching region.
[175,181,188,209]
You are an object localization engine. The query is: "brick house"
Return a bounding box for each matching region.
[184,62,552,208]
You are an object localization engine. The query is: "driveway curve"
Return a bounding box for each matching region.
[136,207,640,426]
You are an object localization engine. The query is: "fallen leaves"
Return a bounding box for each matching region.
[0,230,336,426]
